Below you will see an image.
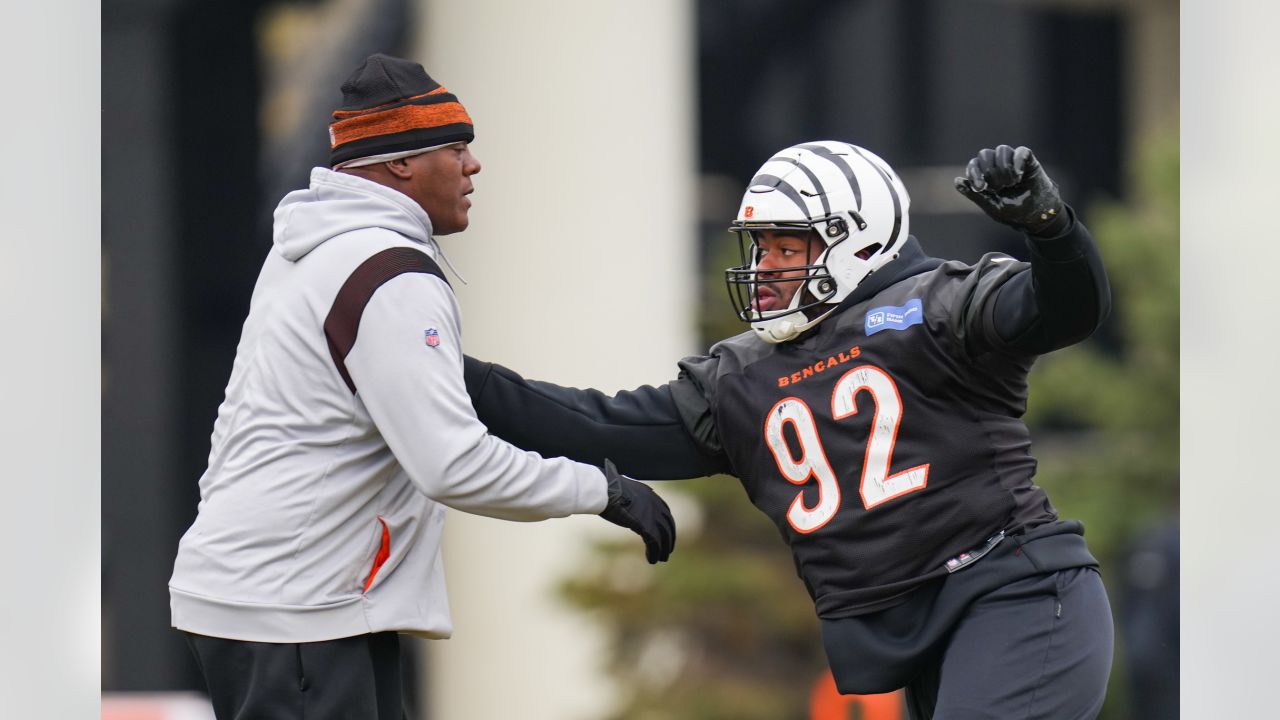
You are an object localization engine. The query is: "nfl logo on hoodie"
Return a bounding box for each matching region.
[424,328,441,348]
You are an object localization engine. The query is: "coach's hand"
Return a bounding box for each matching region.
[599,459,676,563]
[955,145,1068,236]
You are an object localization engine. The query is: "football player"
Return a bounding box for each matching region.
[464,142,1114,718]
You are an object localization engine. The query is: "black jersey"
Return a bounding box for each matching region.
[678,247,1057,618]
[463,221,1108,622]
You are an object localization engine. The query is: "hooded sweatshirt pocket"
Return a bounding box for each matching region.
[362,516,391,593]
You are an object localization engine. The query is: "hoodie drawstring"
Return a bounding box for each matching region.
[431,242,469,286]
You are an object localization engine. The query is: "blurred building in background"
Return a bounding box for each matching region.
[102,0,1176,717]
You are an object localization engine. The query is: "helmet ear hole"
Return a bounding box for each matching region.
[855,243,883,261]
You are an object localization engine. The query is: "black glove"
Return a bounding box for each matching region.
[599,459,676,564]
[954,145,1068,236]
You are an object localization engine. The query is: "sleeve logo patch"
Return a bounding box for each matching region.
[424,328,441,347]
[865,299,923,335]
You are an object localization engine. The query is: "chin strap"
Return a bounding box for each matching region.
[751,305,837,344]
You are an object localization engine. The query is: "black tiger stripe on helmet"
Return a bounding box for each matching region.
[758,155,833,218]
[797,143,863,212]
[746,173,811,218]
[849,145,905,254]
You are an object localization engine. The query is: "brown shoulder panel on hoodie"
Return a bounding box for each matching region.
[324,247,449,394]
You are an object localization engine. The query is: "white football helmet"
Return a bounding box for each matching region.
[725,141,911,343]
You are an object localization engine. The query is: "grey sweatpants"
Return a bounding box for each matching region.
[905,566,1114,719]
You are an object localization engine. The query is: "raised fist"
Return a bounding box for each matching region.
[954,145,1067,235]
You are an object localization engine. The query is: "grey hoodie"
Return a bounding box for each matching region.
[169,168,607,642]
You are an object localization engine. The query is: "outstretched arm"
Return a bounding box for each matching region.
[464,356,733,480]
[955,145,1112,355]
[345,274,675,562]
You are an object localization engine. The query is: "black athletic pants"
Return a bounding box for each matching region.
[904,566,1114,719]
[184,631,407,720]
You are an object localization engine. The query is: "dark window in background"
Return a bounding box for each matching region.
[696,0,1122,265]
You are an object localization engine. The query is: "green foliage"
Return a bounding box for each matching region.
[1022,135,1179,720]
[1025,135,1180,564]
[563,475,827,720]
[561,136,1179,719]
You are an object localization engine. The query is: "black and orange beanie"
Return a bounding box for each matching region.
[328,53,475,168]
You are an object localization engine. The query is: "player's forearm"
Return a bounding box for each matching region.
[463,356,729,479]
[346,285,608,520]
[990,205,1112,353]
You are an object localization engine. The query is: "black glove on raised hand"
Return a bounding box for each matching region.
[954,145,1068,236]
[599,459,676,564]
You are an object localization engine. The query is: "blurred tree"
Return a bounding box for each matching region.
[562,476,827,720]
[561,235,830,720]
[1025,133,1180,554]
[1023,134,1180,719]
[561,135,1178,719]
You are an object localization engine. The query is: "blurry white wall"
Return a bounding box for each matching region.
[414,2,697,718]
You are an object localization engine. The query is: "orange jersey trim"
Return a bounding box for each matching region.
[330,101,473,148]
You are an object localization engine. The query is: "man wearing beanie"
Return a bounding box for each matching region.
[168,54,677,719]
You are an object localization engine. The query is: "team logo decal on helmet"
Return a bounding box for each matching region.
[725,141,911,344]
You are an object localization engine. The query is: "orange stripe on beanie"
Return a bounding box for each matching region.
[331,102,473,148]
[329,54,475,168]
